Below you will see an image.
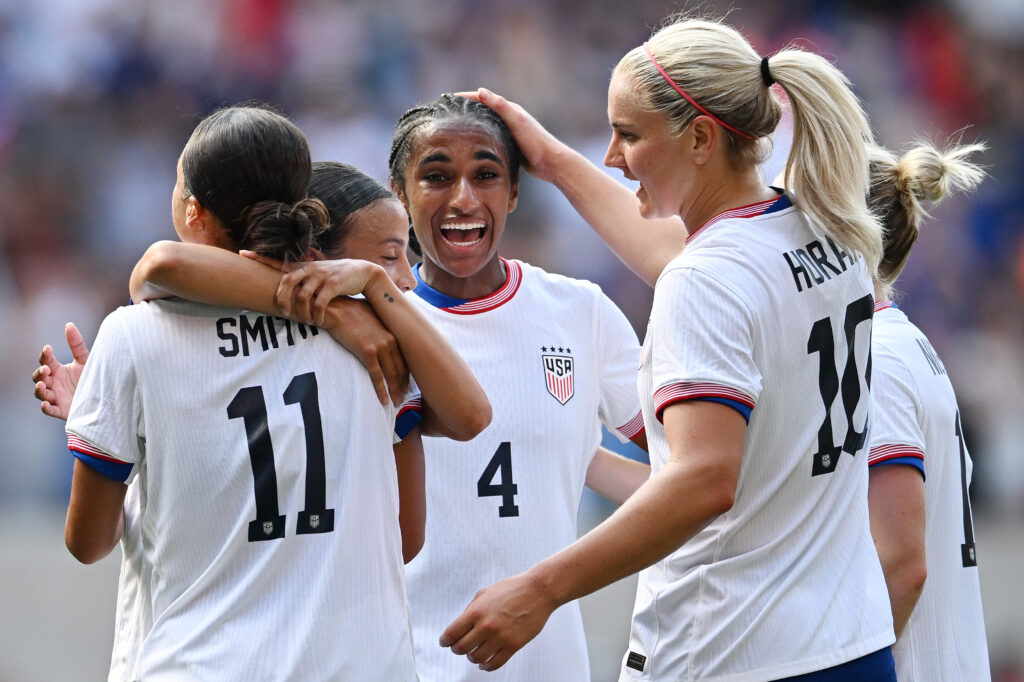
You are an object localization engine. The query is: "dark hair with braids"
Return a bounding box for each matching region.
[181,105,327,262]
[308,161,396,259]
[388,93,521,191]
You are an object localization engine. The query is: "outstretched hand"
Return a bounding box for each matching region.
[32,322,90,421]
[453,88,566,184]
[439,572,556,671]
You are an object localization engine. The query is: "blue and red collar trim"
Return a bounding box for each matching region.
[412,258,523,315]
[685,190,792,244]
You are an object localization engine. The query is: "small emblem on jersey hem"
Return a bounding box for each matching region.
[541,349,574,405]
[626,651,646,671]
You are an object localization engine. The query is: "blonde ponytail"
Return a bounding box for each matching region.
[617,16,884,273]
[868,140,986,294]
[768,49,882,274]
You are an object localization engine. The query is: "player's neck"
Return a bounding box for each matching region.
[680,170,776,235]
[872,279,888,303]
[419,256,507,301]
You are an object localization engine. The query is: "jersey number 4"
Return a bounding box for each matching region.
[228,372,335,542]
[478,442,519,517]
[806,295,873,476]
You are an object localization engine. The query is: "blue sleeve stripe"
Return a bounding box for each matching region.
[71,450,133,483]
[869,456,926,480]
[394,410,424,440]
[692,396,752,423]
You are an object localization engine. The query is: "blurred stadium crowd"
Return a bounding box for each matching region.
[0,0,1021,678]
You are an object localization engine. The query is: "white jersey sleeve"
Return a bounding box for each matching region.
[868,341,925,473]
[649,267,760,420]
[66,308,143,482]
[594,289,644,441]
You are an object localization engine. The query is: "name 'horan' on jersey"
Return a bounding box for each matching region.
[783,235,861,293]
[216,314,320,357]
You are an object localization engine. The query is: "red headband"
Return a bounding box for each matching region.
[642,42,756,141]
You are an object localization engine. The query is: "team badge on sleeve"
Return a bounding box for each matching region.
[541,347,574,405]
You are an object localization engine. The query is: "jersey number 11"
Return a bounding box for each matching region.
[228,372,335,542]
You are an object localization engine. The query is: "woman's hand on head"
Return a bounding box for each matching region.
[454,88,566,184]
[32,322,90,421]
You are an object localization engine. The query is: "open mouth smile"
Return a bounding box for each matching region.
[440,220,486,247]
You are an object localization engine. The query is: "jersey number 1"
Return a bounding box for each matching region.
[955,411,978,567]
[228,372,335,542]
[806,295,873,476]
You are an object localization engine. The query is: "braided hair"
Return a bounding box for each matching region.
[388,93,521,259]
[388,93,521,192]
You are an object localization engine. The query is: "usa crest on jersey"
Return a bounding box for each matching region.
[542,351,574,405]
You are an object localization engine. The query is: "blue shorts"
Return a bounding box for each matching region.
[775,647,896,681]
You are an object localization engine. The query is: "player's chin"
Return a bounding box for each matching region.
[636,198,670,221]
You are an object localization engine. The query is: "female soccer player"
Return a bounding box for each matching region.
[864,141,991,680]
[62,106,487,680]
[35,160,467,680]
[252,94,650,681]
[440,17,898,680]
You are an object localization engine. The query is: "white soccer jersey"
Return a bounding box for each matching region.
[107,482,150,682]
[405,258,643,682]
[625,195,894,681]
[868,302,991,681]
[66,299,418,681]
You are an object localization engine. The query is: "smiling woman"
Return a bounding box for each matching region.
[382,93,650,682]
[388,95,520,298]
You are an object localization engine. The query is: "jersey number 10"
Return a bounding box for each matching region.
[227,372,335,542]
[806,295,873,476]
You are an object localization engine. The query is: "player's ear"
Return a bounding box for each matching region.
[391,179,409,212]
[184,196,205,230]
[690,116,717,166]
[507,181,519,214]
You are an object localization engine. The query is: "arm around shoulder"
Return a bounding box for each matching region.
[323,262,491,441]
[130,241,281,313]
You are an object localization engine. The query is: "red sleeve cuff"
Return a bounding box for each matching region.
[868,443,924,466]
[653,383,755,423]
[616,411,645,439]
